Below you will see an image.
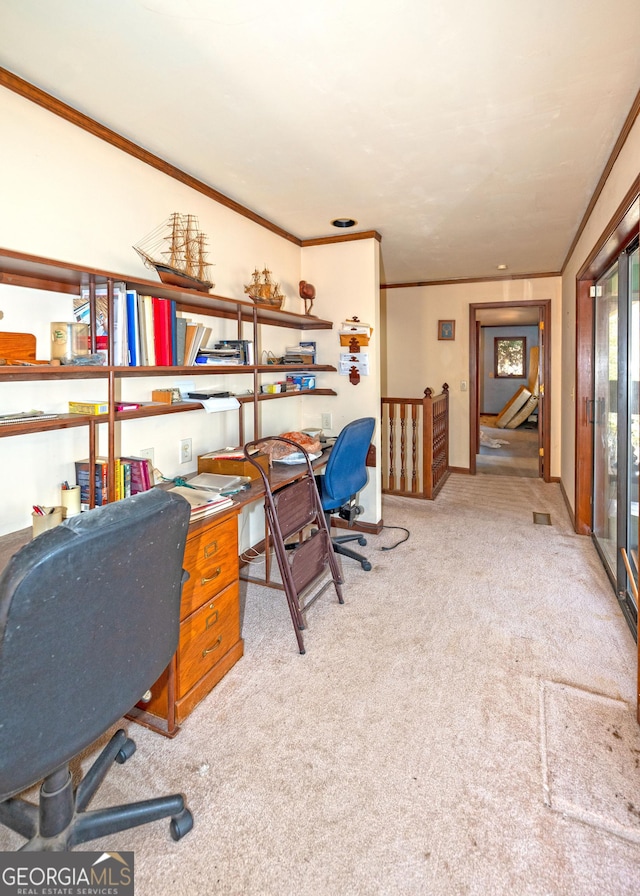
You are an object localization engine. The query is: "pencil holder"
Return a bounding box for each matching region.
[60,485,81,518]
[32,507,63,538]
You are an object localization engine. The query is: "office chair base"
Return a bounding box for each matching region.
[0,729,193,850]
[332,536,372,572]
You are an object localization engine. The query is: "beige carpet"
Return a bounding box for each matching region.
[478,417,539,477]
[2,474,639,895]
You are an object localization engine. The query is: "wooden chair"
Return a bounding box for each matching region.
[244,437,344,654]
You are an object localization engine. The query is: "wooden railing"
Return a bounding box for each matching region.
[381,384,450,500]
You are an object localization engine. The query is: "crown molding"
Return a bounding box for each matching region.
[381,271,561,289]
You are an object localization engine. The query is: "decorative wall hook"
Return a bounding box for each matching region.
[349,365,361,386]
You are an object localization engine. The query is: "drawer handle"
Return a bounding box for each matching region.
[206,609,219,629]
[202,637,222,657]
[204,540,218,558]
[201,567,222,585]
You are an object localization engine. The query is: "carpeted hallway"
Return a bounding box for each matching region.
[2,474,638,894]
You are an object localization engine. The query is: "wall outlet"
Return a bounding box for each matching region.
[321,412,332,430]
[140,447,154,465]
[179,438,192,464]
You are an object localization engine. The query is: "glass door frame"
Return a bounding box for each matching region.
[589,237,639,634]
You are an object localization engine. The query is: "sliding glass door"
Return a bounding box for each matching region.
[592,262,619,571]
[592,239,640,626]
[626,243,639,615]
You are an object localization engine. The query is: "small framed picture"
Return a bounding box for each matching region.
[438,320,455,341]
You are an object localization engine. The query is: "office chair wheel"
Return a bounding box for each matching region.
[357,536,367,546]
[170,808,194,841]
[115,738,136,764]
[361,560,372,572]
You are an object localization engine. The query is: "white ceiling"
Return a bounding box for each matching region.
[1,0,639,285]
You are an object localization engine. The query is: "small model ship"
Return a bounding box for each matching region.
[244,267,285,309]
[133,213,214,292]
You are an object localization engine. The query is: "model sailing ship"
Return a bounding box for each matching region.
[133,213,214,292]
[244,267,285,309]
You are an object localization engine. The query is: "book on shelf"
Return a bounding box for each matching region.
[175,317,187,366]
[167,485,234,519]
[74,457,109,506]
[170,300,178,365]
[68,400,109,415]
[112,282,129,366]
[74,455,153,505]
[139,294,156,366]
[184,323,211,366]
[119,456,153,494]
[126,288,141,366]
[152,296,172,366]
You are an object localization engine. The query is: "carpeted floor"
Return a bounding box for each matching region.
[2,474,638,895]
[478,416,539,477]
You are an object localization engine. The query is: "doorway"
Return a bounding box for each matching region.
[469,300,551,480]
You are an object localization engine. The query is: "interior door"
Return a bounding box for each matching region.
[538,318,545,478]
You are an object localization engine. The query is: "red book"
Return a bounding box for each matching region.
[152,297,172,366]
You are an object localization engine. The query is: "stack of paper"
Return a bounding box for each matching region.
[168,485,234,519]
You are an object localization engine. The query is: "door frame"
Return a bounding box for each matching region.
[468,299,552,480]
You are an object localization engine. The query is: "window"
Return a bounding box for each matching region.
[494,337,526,378]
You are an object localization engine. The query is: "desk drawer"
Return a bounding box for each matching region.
[177,581,240,698]
[181,515,238,620]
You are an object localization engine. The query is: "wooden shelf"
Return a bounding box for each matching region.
[238,389,337,403]
[0,246,333,330]
[0,364,109,382]
[0,245,339,505]
[0,413,99,439]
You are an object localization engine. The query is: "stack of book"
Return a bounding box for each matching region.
[80,282,220,368]
[74,455,154,505]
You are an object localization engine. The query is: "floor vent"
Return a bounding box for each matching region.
[533,512,551,525]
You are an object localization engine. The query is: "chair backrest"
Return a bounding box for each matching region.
[0,489,190,800]
[321,417,375,507]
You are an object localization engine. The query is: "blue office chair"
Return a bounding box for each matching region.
[318,417,375,572]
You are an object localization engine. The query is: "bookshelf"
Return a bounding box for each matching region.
[0,247,337,504]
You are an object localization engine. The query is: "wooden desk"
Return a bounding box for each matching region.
[0,450,328,738]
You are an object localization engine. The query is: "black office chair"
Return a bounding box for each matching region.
[318,417,376,572]
[0,488,194,850]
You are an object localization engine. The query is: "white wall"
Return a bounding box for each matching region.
[382,277,562,474]
[0,87,382,538]
[302,238,382,524]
